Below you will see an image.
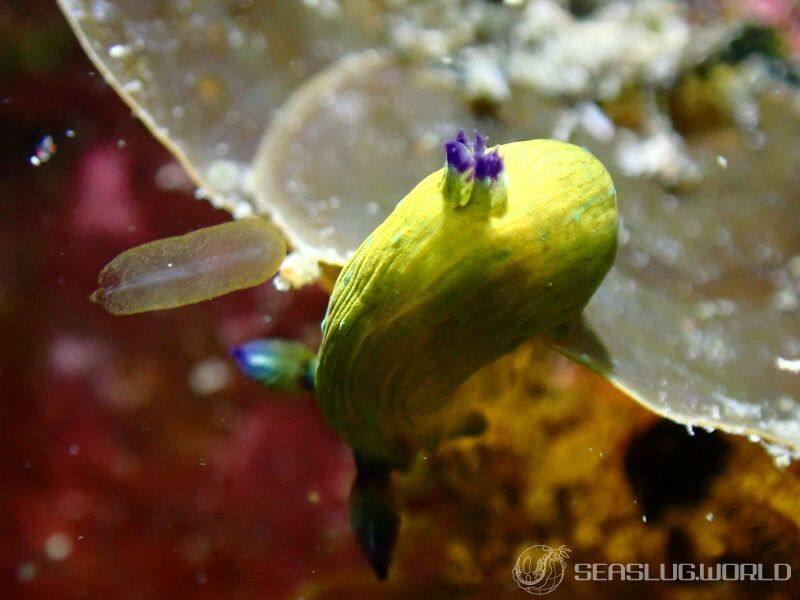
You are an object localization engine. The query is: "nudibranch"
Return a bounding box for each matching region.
[315,132,617,468]
[307,131,617,577]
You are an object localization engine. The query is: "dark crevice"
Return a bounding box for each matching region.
[624,420,729,521]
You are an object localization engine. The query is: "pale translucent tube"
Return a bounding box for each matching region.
[91,218,286,315]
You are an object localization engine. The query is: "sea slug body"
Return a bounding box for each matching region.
[315,132,618,470]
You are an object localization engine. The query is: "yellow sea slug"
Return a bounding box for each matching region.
[316,132,617,466]
[309,131,618,577]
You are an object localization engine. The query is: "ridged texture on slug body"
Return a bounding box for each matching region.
[315,139,618,466]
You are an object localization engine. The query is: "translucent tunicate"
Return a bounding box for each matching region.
[91,219,285,315]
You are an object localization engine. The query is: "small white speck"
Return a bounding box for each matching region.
[774,454,791,469]
[273,276,291,292]
[108,44,129,59]
[68,444,80,456]
[462,47,510,102]
[716,155,728,168]
[777,396,796,412]
[65,129,76,138]
[232,203,253,220]
[122,79,143,94]
[773,288,799,312]
[188,358,232,395]
[578,101,615,142]
[117,139,127,148]
[17,562,36,582]
[641,515,647,523]
[227,29,245,49]
[206,160,242,194]
[775,357,800,374]
[44,533,72,560]
[705,512,714,522]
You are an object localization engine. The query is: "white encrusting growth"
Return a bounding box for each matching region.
[273,250,322,291]
[776,357,800,374]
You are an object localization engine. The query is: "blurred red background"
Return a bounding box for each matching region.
[0,2,363,598]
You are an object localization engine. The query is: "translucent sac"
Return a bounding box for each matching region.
[91,219,285,315]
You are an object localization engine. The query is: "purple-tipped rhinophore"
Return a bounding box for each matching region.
[442,130,507,212]
[444,137,474,174]
[474,149,504,181]
[443,130,504,181]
